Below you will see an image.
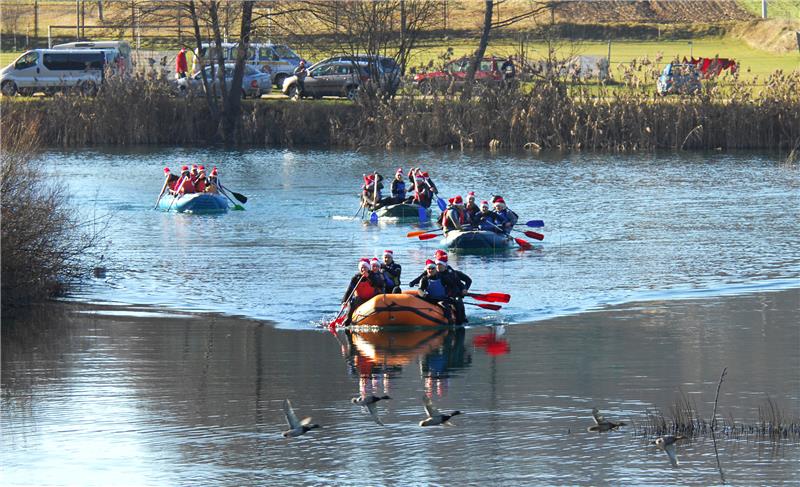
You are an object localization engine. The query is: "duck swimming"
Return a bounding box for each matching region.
[587,407,627,432]
[282,399,320,438]
[652,434,687,467]
[419,395,461,427]
[351,394,391,426]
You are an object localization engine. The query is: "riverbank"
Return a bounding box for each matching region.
[3,287,798,485]
[3,73,798,151]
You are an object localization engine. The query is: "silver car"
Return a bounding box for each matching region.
[177,63,272,98]
[281,61,368,100]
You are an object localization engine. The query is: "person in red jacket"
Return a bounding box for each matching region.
[341,260,385,326]
[171,165,195,195]
[176,47,188,79]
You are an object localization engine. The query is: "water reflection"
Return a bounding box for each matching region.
[344,327,471,398]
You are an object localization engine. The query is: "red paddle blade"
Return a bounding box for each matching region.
[515,237,533,250]
[524,230,544,241]
[477,303,502,311]
[469,292,511,303]
[418,233,441,241]
[407,230,428,237]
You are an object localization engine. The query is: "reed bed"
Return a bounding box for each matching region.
[634,393,800,440]
[2,62,798,152]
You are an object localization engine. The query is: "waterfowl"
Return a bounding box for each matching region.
[351,394,391,426]
[652,435,687,467]
[282,399,320,438]
[419,395,461,427]
[587,407,627,432]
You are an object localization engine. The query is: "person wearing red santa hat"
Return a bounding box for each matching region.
[381,250,402,293]
[418,259,454,325]
[474,200,498,231]
[390,169,407,205]
[465,192,480,225]
[492,196,518,234]
[441,195,468,233]
[434,252,471,324]
[341,259,385,326]
[194,166,208,193]
[170,165,195,195]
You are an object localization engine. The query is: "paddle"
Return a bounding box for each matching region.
[464,301,502,311]
[523,230,545,240]
[418,232,443,241]
[485,220,534,250]
[330,275,363,328]
[153,173,170,209]
[407,230,429,238]
[436,195,447,212]
[218,185,245,210]
[466,292,511,303]
[369,212,378,224]
[218,182,247,204]
[418,204,429,223]
[164,175,185,212]
[370,171,378,222]
[525,220,545,228]
[354,200,364,218]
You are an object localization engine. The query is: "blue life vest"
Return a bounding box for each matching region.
[392,181,406,200]
[478,214,496,231]
[494,210,511,231]
[382,270,395,288]
[426,277,447,300]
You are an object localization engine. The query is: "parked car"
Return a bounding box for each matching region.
[657,63,701,96]
[200,42,301,88]
[413,57,501,94]
[281,60,369,100]
[53,40,133,74]
[318,54,402,94]
[0,49,106,96]
[176,63,272,98]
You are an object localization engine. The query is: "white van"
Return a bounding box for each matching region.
[53,40,133,74]
[0,49,106,96]
[199,42,301,88]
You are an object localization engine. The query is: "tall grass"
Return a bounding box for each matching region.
[2,63,798,152]
[0,122,105,313]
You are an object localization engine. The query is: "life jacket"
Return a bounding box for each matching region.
[355,278,377,300]
[178,177,195,194]
[477,212,496,231]
[426,277,447,300]
[194,177,207,193]
[444,207,466,230]
[392,180,406,199]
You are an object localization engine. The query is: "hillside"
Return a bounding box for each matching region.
[551,0,754,23]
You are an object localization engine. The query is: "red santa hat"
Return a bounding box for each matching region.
[435,259,447,266]
[434,250,448,261]
[383,250,394,257]
[181,165,189,172]
[422,171,429,177]
[481,200,490,209]
[494,197,506,205]
[467,191,476,197]
[396,167,403,174]
[448,197,455,205]
[163,167,171,174]
[198,165,205,171]
[425,259,436,269]
[211,167,218,176]
[370,258,380,267]
[359,260,370,270]
[454,195,463,205]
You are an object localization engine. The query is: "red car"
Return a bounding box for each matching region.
[413,57,501,94]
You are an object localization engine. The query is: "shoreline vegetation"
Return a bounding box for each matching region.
[2,68,798,152]
[0,123,106,314]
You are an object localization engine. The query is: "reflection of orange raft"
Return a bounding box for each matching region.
[351,292,454,327]
[349,329,447,367]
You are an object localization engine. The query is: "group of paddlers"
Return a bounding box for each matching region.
[439,193,519,235]
[360,167,439,211]
[159,164,220,196]
[340,249,472,326]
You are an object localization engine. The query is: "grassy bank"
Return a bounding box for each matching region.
[3,68,798,153]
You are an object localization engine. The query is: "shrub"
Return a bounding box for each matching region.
[1,121,105,313]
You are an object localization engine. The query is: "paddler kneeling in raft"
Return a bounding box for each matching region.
[380,250,402,294]
[341,259,385,326]
[417,259,457,326]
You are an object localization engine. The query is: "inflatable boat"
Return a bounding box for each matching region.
[442,230,514,251]
[376,203,432,220]
[157,193,229,214]
[351,292,456,327]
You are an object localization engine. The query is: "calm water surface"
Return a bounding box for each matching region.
[2,148,799,485]
[40,147,800,326]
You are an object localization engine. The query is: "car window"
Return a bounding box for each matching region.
[336,65,351,75]
[449,60,467,73]
[15,51,38,70]
[272,45,299,60]
[313,64,335,76]
[480,60,494,72]
[245,65,258,75]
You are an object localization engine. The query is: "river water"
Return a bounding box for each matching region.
[2,148,799,485]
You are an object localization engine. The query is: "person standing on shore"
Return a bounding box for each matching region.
[294,60,308,95]
[176,47,189,79]
[501,55,516,82]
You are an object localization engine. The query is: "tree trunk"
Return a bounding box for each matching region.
[462,0,493,101]
[187,0,219,142]
[221,1,253,145]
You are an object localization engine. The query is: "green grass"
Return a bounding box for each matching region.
[406,37,799,80]
[737,0,800,20]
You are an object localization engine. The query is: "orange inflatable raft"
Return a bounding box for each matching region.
[351,291,455,327]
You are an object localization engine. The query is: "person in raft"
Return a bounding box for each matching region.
[434,250,471,325]
[417,259,455,325]
[473,200,498,231]
[440,195,468,234]
[206,167,220,193]
[341,259,385,326]
[464,192,481,224]
[380,250,402,293]
[490,196,518,234]
[361,173,385,211]
[193,166,208,193]
[404,168,432,208]
[389,168,407,205]
[169,165,195,195]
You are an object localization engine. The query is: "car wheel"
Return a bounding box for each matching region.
[345,85,358,101]
[80,80,97,96]
[418,80,432,96]
[274,74,287,90]
[1,81,18,97]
